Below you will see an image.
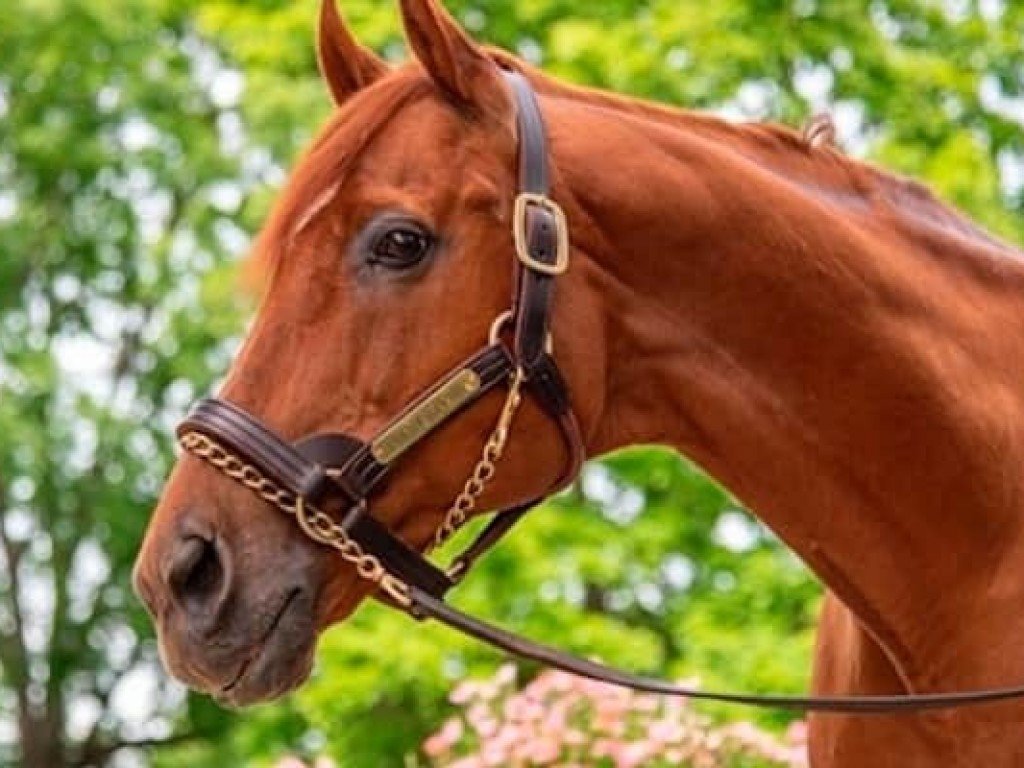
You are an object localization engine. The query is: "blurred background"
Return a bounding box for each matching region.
[0,0,1021,766]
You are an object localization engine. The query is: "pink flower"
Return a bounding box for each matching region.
[664,747,688,763]
[450,681,480,706]
[537,702,569,733]
[423,717,464,758]
[593,738,625,758]
[525,670,572,698]
[430,667,807,768]
[562,728,586,746]
[631,694,661,713]
[592,706,628,737]
[480,741,511,767]
[494,663,517,687]
[506,695,546,723]
[786,746,811,768]
[648,718,686,744]
[537,736,565,764]
[466,703,494,733]
[615,742,653,768]
[502,696,528,723]
[472,718,499,739]
[786,720,809,745]
[487,723,521,753]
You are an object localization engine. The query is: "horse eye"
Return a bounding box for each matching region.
[369,226,433,268]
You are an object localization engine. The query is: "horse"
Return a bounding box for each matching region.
[132,1,1024,765]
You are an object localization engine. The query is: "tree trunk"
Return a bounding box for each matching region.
[19,711,64,768]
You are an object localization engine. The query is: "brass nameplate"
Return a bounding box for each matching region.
[371,370,482,465]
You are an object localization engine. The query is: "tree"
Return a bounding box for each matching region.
[0,1,258,764]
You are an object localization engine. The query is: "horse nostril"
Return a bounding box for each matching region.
[168,536,227,616]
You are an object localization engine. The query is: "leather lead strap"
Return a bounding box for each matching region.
[407,587,1024,714]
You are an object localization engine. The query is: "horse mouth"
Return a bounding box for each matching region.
[217,588,315,707]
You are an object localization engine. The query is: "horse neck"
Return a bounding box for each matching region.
[546,88,1024,679]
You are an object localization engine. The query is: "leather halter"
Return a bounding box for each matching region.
[178,69,1024,714]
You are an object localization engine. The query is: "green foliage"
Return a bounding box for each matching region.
[0,1,1019,767]
[0,0,252,764]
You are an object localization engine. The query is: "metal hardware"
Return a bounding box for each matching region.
[180,431,411,608]
[433,368,525,549]
[446,558,469,583]
[488,309,554,355]
[370,370,482,465]
[489,310,515,345]
[179,361,522,605]
[513,193,570,276]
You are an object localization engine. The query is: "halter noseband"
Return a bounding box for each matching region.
[176,69,1024,715]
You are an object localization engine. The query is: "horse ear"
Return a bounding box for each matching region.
[398,0,506,117]
[318,0,388,106]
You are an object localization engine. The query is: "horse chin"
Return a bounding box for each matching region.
[213,590,319,708]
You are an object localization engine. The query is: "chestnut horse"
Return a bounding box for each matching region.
[133,1,1024,765]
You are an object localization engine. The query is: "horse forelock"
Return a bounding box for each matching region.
[249,70,435,284]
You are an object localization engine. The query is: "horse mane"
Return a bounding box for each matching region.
[489,50,1019,258]
[250,49,1017,288]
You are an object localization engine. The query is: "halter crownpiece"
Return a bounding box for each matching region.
[178,69,1024,713]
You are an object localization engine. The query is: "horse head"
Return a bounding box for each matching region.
[132,0,598,706]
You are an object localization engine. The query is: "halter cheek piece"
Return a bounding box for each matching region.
[178,70,1024,714]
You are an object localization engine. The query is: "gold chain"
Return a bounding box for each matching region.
[178,432,412,607]
[433,368,524,549]
[178,368,525,603]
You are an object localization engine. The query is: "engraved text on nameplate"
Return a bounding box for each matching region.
[371,370,482,464]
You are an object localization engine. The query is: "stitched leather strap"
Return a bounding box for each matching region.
[506,70,563,393]
[181,398,360,513]
[407,586,1024,714]
[504,69,586,486]
[292,344,516,498]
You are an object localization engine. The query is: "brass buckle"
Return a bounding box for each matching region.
[513,193,569,276]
